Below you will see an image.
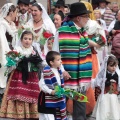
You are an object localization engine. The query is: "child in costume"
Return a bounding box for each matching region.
[0,30,42,119]
[38,51,67,120]
[92,55,120,120]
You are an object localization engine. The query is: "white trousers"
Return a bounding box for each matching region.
[39,113,55,120]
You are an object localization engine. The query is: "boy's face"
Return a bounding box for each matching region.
[50,55,62,68]
[107,63,117,73]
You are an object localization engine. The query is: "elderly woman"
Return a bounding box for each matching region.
[23,3,56,57]
[0,3,17,96]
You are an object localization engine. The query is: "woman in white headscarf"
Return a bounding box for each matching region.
[0,3,17,92]
[22,2,56,57]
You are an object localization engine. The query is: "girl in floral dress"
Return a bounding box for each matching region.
[0,30,42,119]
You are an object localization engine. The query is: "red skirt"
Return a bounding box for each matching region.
[7,70,40,103]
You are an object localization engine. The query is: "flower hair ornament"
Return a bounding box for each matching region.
[0,3,13,18]
[93,54,120,101]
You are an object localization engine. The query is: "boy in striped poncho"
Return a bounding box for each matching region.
[38,51,67,120]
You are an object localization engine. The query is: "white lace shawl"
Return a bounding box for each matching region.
[0,3,13,18]
[92,54,120,100]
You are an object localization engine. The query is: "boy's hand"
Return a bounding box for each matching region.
[51,90,55,95]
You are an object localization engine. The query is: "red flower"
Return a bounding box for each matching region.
[74,95,79,100]
[43,31,53,39]
[80,96,84,101]
[7,51,18,55]
[6,50,21,58]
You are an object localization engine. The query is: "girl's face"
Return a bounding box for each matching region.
[54,14,62,29]
[94,12,101,19]
[31,6,42,20]
[21,34,33,48]
[107,63,117,73]
[47,39,53,51]
[50,55,62,68]
[11,9,17,21]
[64,8,69,15]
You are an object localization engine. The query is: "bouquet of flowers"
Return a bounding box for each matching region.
[55,85,88,102]
[4,50,23,76]
[92,34,106,46]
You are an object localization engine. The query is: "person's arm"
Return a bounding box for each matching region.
[53,32,71,80]
[52,31,59,52]
[88,40,101,48]
[39,73,53,94]
[109,21,118,36]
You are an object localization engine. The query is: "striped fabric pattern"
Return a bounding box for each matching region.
[59,21,92,90]
[43,66,67,120]
[103,8,115,28]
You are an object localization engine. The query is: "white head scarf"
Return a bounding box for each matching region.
[93,54,120,100]
[0,3,13,18]
[37,3,56,35]
[44,36,54,55]
[14,30,33,57]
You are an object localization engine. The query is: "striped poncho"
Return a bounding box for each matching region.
[43,66,67,120]
[58,21,92,91]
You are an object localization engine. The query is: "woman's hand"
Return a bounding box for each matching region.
[88,40,101,48]
[112,29,116,35]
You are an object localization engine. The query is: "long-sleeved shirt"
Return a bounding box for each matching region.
[39,68,61,94]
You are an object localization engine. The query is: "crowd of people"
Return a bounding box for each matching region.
[0,0,120,120]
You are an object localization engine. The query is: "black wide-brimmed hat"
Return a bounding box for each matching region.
[97,0,110,4]
[68,2,91,17]
[55,0,65,7]
[17,0,30,5]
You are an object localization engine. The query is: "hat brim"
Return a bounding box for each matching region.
[54,4,64,7]
[97,0,110,4]
[17,0,30,5]
[68,10,91,17]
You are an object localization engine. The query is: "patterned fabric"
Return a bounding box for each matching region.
[7,70,40,103]
[6,48,41,103]
[18,12,30,26]
[58,21,92,90]
[43,66,67,120]
[0,71,39,119]
[103,8,115,28]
